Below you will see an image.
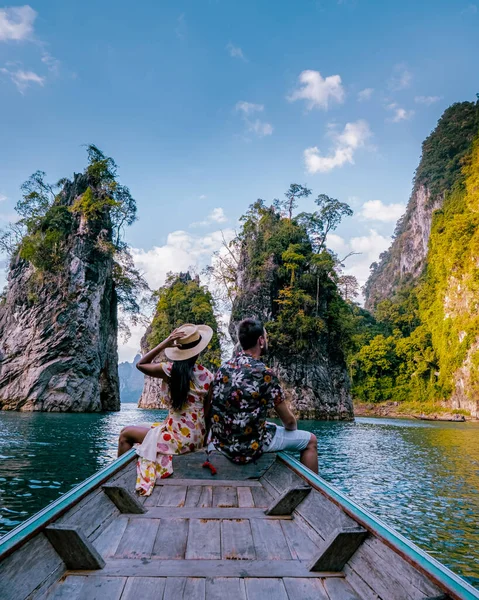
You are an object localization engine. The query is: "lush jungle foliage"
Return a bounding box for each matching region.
[352,133,479,403]
[1,145,147,321]
[147,272,222,371]
[231,188,358,365]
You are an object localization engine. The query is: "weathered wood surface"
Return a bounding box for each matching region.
[244,577,288,600]
[0,533,64,600]
[185,519,221,559]
[221,519,255,560]
[121,576,166,600]
[309,527,368,572]
[92,516,128,559]
[45,575,87,600]
[322,577,362,599]
[280,519,321,561]
[212,486,238,508]
[250,485,274,508]
[237,486,255,508]
[250,519,292,560]
[265,485,311,516]
[132,507,292,519]
[76,559,344,578]
[75,575,126,600]
[184,486,202,507]
[158,485,188,507]
[171,450,275,480]
[283,577,329,600]
[45,525,105,570]
[345,536,442,600]
[206,577,246,600]
[115,518,160,559]
[152,518,189,559]
[59,490,119,541]
[158,478,262,487]
[198,486,213,507]
[101,485,146,514]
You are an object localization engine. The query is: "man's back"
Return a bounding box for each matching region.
[211,350,283,463]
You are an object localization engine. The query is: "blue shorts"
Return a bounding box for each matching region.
[263,425,312,453]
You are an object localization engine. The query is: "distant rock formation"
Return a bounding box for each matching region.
[119,354,144,403]
[0,172,120,411]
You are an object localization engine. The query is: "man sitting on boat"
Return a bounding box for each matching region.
[210,318,318,473]
[117,324,214,495]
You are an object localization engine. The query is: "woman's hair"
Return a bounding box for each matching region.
[170,356,197,411]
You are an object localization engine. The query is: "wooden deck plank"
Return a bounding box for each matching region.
[172,450,275,480]
[77,576,126,600]
[92,516,128,559]
[322,578,362,600]
[184,486,202,507]
[212,486,238,508]
[152,519,189,559]
[0,533,64,600]
[45,525,105,570]
[163,578,186,600]
[115,518,160,559]
[134,507,291,520]
[64,492,119,540]
[184,578,206,599]
[250,519,292,560]
[283,578,329,600]
[158,478,262,487]
[185,519,221,559]
[198,486,213,507]
[244,578,288,600]
[250,485,273,508]
[342,565,381,600]
[261,461,304,495]
[72,558,344,578]
[45,575,87,600]
[237,487,255,508]
[143,486,162,508]
[296,489,357,541]
[205,577,246,600]
[121,576,166,600]
[157,485,188,507]
[280,519,321,561]
[221,520,255,560]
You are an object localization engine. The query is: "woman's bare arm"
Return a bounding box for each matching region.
[136,330,185,379]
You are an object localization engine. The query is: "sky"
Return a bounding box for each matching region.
[0,0,478,361]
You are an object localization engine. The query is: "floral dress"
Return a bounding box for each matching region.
[135,362,213,496]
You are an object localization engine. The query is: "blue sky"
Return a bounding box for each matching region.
[0,0,478,360]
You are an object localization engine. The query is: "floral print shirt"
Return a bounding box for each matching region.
[211,351,284,463]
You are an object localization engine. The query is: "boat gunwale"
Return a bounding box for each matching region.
[278,451,479,600]
[0,448,137,562]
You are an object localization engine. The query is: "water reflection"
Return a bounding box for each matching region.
[0,408,478,587]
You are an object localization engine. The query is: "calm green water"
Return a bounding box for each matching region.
[0,405,478,587]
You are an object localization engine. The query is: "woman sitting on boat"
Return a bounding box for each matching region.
[117,323,214,496]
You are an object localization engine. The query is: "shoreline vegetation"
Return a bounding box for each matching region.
[354,400,474,421]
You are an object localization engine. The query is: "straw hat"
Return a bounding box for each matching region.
[164,323,213,361]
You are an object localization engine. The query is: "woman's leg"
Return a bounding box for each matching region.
[300,433,318,473]
[117,426,149,456]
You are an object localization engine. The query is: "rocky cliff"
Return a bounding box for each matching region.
[230,201,354,420]
[364,102,479,310]
[119,354,143,403]
[0,147,139,411]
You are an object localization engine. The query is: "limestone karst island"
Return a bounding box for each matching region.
[0,2,478,599]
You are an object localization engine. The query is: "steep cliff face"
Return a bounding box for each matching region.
[0,147,138,412]
[230,202,353,420]
[119,354,143,403]
[364,102,479,310]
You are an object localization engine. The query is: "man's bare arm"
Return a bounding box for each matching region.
[274,401,297,431]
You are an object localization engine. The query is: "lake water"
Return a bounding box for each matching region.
[0,405,478,587]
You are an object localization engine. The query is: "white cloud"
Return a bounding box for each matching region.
[414,95,441,106]
[191,207,228,227]
[0,5,36,41]
[236,101,263,115]
[226,43,246,61]
[287,70,345,110]
[41,51,60,75]
[0,194,7,202]
[236,101,273,137]
[175,13,187,40]
[461,4,477,15]
[386,103,414,122]
[388,63,412,91]
[357,88,374,102]
[359,200,406,223]
[199,194,207,200]
[304,119,371,174]
[0,67,44,92]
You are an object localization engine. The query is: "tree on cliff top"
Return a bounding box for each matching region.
[0,145,148,333]
[147,272,222,371]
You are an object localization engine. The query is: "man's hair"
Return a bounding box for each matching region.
[238,318,264,350]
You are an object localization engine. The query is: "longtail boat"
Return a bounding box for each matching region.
[0,449,478,600]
